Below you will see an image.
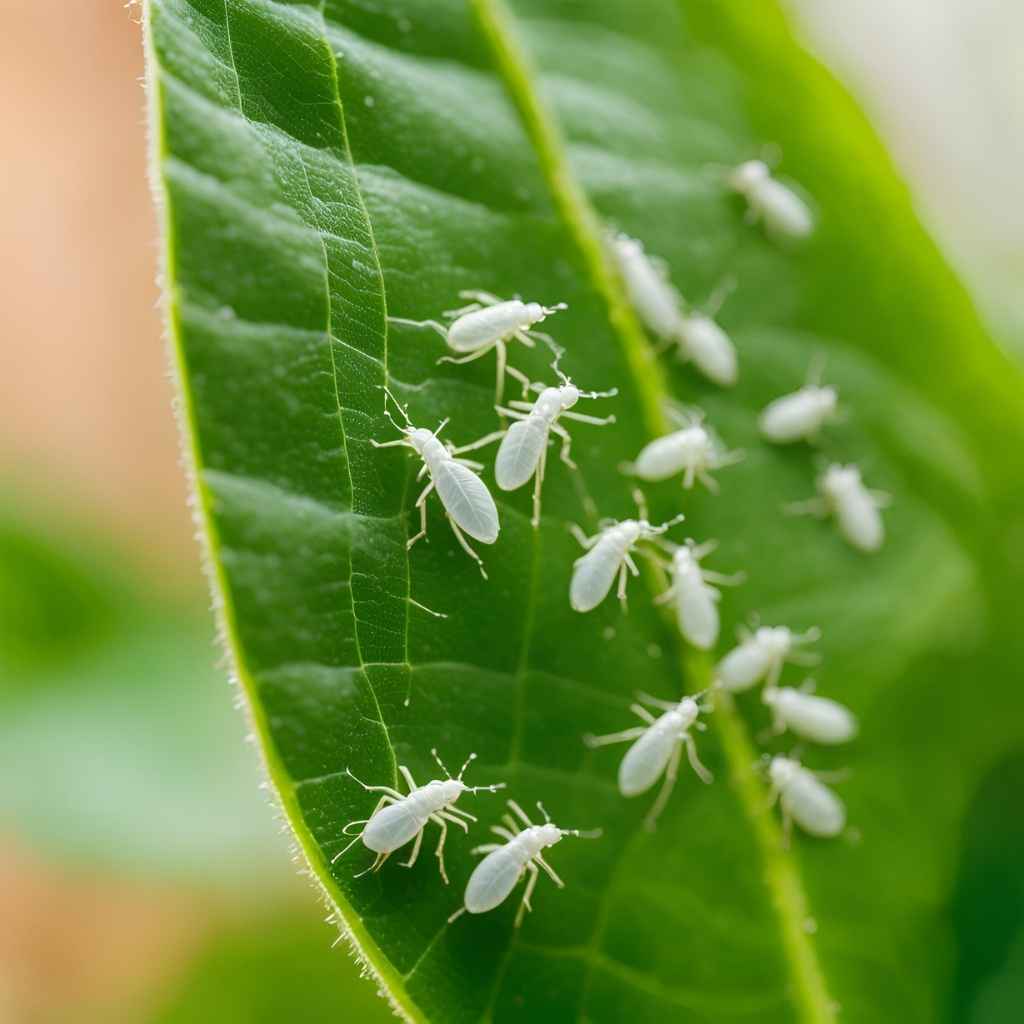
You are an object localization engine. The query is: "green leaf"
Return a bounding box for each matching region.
[0,501,287,884]
[144,1,1024,1021]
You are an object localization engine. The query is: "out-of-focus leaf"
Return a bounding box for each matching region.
[0,506,286,884]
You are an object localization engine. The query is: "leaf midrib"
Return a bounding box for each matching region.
[468,1,836,1022]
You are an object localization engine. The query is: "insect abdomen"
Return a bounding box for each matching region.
[570,538,620,612]
[784,772,845,836]
[448,302,524,351]
[618,724,675,796]
[495,419,545,491]
[435,462,500,543]
[464,847,525,914]
[362,800,425,853]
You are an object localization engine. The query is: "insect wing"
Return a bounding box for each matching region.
[495,419,546,491]
[618,722,676,796]
[448,301,521,352]
[570,536,621,612]
[361,799,424,854]
[678,577,719,650]
[681,316,738,388]
[784,769,846,837]
[835,486,884,553]
[717,639,770,692]
[759,391,819,443]
[435,461,500,543]
[761,178,814,239]
[780,692,857,744]
[632,433,688,481]
[464,846,524,914]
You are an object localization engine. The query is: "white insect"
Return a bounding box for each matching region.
[716,623,820,693]
[607,232,739,387]
[459,365,617,528]
[332,750,505,884]
[652,539,745,650]
[448,800,600,927]
[728,159,815,240]
[584,691,713,830]
[621,405,743,493]
[787,463,890,553]
[675,305,739,388]
[371,388,500,577]
[569,491,685,613]
[762,682,858,745]
[759,360,838,444]
[389,290,565,405]
[767,755,847,842]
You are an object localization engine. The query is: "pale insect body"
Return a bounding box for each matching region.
[789,463,889,553]
[653,539,745,650]
[459,365,617,528]
[729,159,815,240]
[716,623,820,693]
[569,491,684,613]
[607,232,682,341]
[768,755,846,840]
[389,290,565,405]
[371,388,500,577]
[622,405,743,493]
[585,692,713,830]
[449,800,600,927]
[676,310,738,388]
[763,683,858,745]
[759,360,838,444]
[332,750,505,884]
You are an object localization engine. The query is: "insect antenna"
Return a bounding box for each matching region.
[465,781,507,795]
[579,386,619,399]
[561,827,604,839]
[703,274,736,318]
[430,747,452,779]
[649,511,686,536]
[455,751,476,780]
[432,417,450,439]
[536,801,552,823]
[632,488,650,523]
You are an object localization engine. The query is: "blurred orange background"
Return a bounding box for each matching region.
[0,2,1020,1022]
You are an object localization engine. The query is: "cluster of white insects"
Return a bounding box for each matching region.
[336,157,878,925]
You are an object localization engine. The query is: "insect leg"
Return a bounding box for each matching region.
[550,423,577,469]
[437,811,471,832]
[582,726,646,748]
[449,430,506,455]
[495,405,530,421]
[345,770,405,801]
[437,346,493,367]
[696,469,720,494]
[684,733,714,784]
[422,815,450,883]
[635,691,679,710]
[470,843,502,856]
[812,768,850,784]
[407,482,434,550]
[491,825,517,842]
[531,445,547,528]
[443,805,478,824]
[506,800,535,828]
[624,552,641,577]
[447,518,488,579]
[400,827,425,869]
[784,496,827,518]
[568,523,598,550]
[457,289,503,307]
[398,765,417,792]
[515,863,540,928]
[644,743,682,831]
[330,830,368,865]
[652,584,677,606]
[534,854,564,887]
[630,703,658,724]
[355,851,390,878]
[441,302,483,318]
[494,340,508,406]
[701,570,745,587]
[503,356,534,400]
[387,317,449,340]
[560,410,617,426]
[683,465,696,490]
[614,561,632,609]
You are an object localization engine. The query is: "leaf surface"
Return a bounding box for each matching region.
[145,1,1024,1021]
